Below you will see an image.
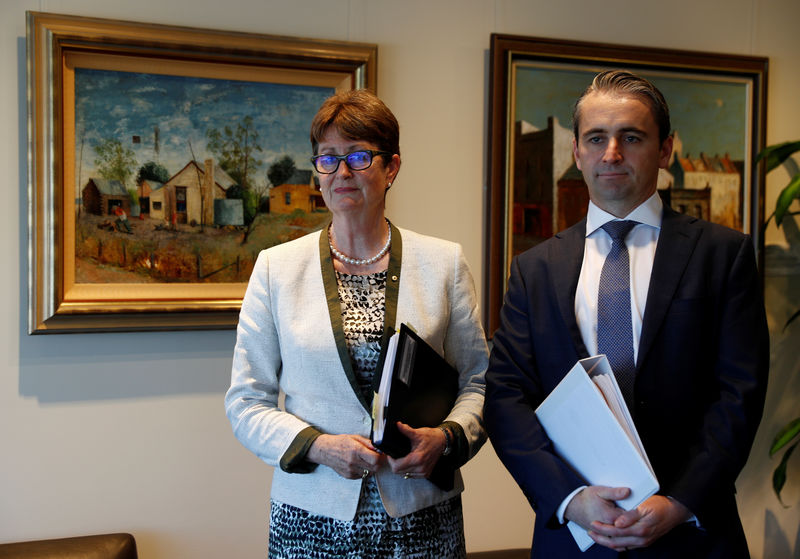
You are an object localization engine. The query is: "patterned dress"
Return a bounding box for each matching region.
[268,270,466,559]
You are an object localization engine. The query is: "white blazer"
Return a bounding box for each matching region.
[225,225,488,520]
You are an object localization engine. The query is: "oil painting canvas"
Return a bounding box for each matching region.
[510,61,751,257]
[73,67,333,285]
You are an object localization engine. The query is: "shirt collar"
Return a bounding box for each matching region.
[585,192,663,237]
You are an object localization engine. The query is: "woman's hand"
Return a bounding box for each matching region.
[306,434,386,479]
[387,422,447,479]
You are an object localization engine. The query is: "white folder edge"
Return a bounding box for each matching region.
[371,331,399,443]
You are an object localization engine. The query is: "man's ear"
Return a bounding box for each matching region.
[658,135,674,169]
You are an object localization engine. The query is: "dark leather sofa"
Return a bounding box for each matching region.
[467,550,530,558]
[0,533,137,559]
[0,532,525,558]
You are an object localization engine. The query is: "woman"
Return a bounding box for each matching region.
[225,89,487,558]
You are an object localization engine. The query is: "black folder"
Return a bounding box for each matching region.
[371,324,460,489]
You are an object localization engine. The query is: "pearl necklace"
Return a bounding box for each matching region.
[328,221,391,266]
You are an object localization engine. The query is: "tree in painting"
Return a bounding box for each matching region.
[94,138,137,187]
[267,154,297,188]
[207,115,266,228]
[136,161,170,185]
[206,115,264,189]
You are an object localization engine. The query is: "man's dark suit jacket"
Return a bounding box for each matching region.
[484,207,769,558]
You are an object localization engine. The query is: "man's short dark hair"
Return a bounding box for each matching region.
[572,70,672,144]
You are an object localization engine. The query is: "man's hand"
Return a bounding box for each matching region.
[306,434,385,479]
[589,495,692,551]
[564,485,630,530]
[387,422,447,479]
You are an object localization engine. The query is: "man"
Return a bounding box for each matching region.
[484,70,768,558]
[113,206,132,233]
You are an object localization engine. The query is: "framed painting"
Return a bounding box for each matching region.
[485,33,767,336]
[27,11,377,333]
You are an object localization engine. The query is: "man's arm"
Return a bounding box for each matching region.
[665,234,769,522]
[484,256,586,525]
[585,232,768,549]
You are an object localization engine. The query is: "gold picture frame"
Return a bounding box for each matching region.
[27,12,377,333]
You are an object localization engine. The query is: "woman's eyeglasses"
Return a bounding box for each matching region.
[310,150,392,174]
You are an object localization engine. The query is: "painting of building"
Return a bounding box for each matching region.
[556,163,590,233]
[137,179,164,216]
[513,115,743,252]
[152,159,235,225]
[508,64,752,272]
[511,117,573,255]
[659,186,712,221]
[82,178,129,216]
[269,169,324,215]
[670,148,742,230]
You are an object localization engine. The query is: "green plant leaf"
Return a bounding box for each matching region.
[786,309,800,332]
[757,140,800,173]
[760,211,775,237]
[773,441,798,507]
[775,174,800,226]
[771,417,800,456]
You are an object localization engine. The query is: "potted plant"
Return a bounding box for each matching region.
[757,140,800,505]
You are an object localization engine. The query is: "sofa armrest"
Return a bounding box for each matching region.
[0,533,137,559]
[467,550,530,559]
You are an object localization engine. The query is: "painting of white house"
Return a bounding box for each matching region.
[73,67,332,283]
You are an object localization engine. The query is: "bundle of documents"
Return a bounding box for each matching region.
[371,324,459,489]
[535,355,659,551]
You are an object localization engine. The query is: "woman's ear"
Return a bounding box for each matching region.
[387,153,401,185]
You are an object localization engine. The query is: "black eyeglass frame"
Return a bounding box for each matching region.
[310,150,393,174]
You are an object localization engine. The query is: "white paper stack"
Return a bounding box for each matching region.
[535,355,659,551]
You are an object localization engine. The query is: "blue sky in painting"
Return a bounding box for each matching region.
[514,65,748,160]
[74,68,333,192]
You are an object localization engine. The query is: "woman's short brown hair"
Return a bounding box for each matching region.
[310,89,400,159]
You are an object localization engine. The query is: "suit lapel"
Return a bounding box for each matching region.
[550,219,589,358]
[318,223,402,413]
[637,207,701,369]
